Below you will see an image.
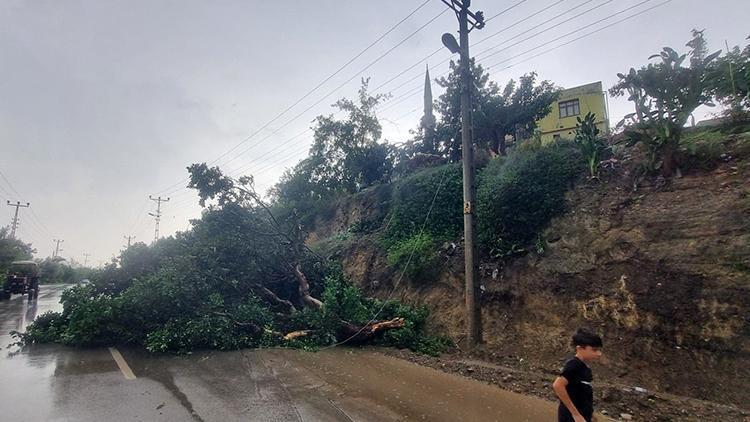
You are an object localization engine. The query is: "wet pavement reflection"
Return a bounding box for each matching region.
[1,285,557,421]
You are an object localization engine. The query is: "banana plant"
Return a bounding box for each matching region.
[574,112,606,178]
[609,30,721,177]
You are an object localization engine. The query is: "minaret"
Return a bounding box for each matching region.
[420,64,437,153]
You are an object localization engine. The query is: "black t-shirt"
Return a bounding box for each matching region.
[557,357,594,422]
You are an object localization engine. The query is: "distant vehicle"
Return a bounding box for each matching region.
[1,260,40,301]
[79,279,91,286]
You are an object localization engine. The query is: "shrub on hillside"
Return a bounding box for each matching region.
[477,144,582,257]
[386,232,440,283]
[385,163,463,244]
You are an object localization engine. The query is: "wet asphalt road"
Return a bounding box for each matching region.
[0,285,557,422]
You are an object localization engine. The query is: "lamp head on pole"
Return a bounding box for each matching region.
[441,33,460,54]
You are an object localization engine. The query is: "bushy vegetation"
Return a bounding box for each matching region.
[386,163,463,243]
[611,30,750,177]
[16,167,448,355]
[17,264,448,355]
[476,144,582,257]
[386,232,440,282]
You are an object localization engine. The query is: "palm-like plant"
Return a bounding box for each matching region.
[610,30,721,177]
[574,112,605,178]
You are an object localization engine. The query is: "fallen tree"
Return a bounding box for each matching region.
[15,164,448,355]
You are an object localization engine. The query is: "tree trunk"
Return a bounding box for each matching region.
[252,284,297,314]
[282,317,406,344]
[339,317,406,344]
[661,141,679,177]
[495,128,507,156]
[293,262,323,309]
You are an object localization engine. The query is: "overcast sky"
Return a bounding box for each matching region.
[1,0,748,265]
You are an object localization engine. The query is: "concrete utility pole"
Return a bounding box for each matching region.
[6,200,30,239]
[82,253,91,267]
[148,195,170,243]
[123,235,136,249]
[440,0,485,349]
[53,239,64,257]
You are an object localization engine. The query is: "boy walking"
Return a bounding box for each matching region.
[552,328,603,422]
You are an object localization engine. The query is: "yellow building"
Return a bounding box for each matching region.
[537,81,609,144]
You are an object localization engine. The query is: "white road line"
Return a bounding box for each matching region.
[109,347,136,380]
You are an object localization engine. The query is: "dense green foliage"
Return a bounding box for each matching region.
[432,59,559,159]
[17,166,447,355]
[37,257,93,285]
[17,265,448,355]
[386,163,463,243]
[477,144,582,257]
[610,30,721,177]
[386,232,440,283]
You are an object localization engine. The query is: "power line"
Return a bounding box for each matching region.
[152,0,437,196]
[152,1,554,205]
[232,0,673,188]
[377,0,664,118]
[484,0,530,23]
[0,169,24,200]
[161,0,671,218]
[202,7,451,178]
[485,0,661,69]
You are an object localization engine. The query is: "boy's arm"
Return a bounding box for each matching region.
[552,376,586,422]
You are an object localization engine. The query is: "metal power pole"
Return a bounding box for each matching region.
[53,239,64,257]
[123,235,136,248]
[441,0,485,349]
[82,253,91,267]
[6,200,30,239]
[148,195,170,243]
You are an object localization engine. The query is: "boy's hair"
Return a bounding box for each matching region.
[572,328,603,348]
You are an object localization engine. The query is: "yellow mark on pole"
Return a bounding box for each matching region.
[109,347,136,380]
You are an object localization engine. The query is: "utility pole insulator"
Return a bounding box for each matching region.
[123,235,136,249]
[6,200,30,239]
[53,238,64,258]
[148,196,170,243]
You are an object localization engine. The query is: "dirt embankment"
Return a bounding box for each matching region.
[307,137,750,419]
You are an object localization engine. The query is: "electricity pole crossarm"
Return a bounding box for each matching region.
[123,235,136,249]
[53,239,64,257]
[440,0,484,349]
[148,195,170,243]
[6,200,30,239]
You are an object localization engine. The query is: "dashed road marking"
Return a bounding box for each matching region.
[109,347,136,380]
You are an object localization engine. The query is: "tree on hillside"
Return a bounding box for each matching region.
[610,29,721,177]
[434,60,558,159]
[306,79,394,195]
[434,59,499,161]
[480,72,559,156]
